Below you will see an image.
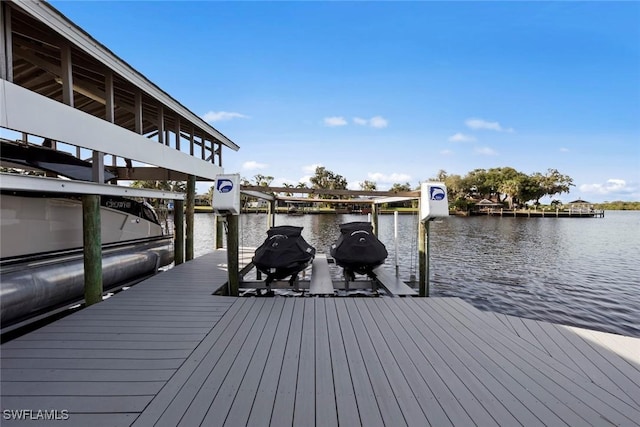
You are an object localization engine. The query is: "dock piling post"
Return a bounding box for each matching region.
[215,215,224,249]
[226,213,240,296]
[186,175,195,261]
[174,199,184,265]
[371,203,379,236]
[82,194,103,306]
[394,211,399,276]
[418,219,429,297]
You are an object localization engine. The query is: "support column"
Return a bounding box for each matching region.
[267,199,276,228]
[174,199,184,265]
[215,215,224,249]
[226,213,240,296]
[418,219,429,297]
[186,175,195,261]
[82,195,102,306]
[371,203,379,236]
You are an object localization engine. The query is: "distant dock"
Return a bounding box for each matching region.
[1,250,638,426]
[471,209,605,218]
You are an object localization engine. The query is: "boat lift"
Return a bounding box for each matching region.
[213,178,449,297]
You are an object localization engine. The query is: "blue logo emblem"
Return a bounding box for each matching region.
[216,179,234,193]
[430,186,446,201]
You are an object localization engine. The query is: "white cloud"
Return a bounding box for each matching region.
[369,116,389,129]
[448,133,476,142]
[302,163,322,174]
[560,147,570,152]
[475,146,498,156]
[465,118,513,132]
[242,160,268,170]
[440,149,454,155]
[202,111,249,122]
[579,179,634,195]
[324,116,348,127]
[353,116,389,128]
[367,172,411,183]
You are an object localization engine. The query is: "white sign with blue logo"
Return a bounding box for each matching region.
[212,174,240,215]
[420,182,449,220]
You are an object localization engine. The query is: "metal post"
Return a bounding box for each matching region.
[186,175,195,261]
[82,195,102,306]
[226,213,240,296]
[371,203,379,236]
[394,210,399,276]
[174,199,184,265]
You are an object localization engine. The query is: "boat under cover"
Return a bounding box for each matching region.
[252,226,316,286]
[330,221,388,278]
[0,139,174,331]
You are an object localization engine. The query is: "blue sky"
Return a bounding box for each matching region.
[48,1,639,202]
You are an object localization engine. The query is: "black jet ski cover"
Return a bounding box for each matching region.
[252,226,316,280]
[330,222,388,274]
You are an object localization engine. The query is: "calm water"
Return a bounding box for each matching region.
[192,211,640,337]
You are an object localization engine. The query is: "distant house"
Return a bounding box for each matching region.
[474,198,504,213]
[568,199,593,214]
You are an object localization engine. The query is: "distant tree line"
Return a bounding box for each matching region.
[433,168,574,210]
[235,166,576,210]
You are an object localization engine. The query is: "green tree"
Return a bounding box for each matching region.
[253,174,274,187]
[389,182,412,193]
[309,166,348,200]
[359,180,377,191]
[499,178,521,209]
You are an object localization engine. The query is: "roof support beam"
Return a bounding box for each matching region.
[0,2,12,82]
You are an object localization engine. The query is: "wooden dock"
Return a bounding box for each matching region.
[1,251,639,426]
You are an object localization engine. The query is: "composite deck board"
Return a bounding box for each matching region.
[269,299,305,427]
[224,299,288,427]
[384,299,509,427]
[361,299,459,427]
[415,299,640,426]
[3,250,640,427]
[324,300,361,427]
[444,299,640,409]
[333,299,385,427]
[175,299,270,426]
[244,299,296,427]
[313,299,338,427]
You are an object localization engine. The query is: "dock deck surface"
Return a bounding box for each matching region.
[1,251,639,426]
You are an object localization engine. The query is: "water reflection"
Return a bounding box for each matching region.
[194,211,640,337]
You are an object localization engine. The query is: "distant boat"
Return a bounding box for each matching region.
[330,221,388,281]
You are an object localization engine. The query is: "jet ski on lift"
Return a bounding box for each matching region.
[330,221,388,284]
[252,226,316,291]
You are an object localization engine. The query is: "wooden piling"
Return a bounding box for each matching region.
[186,175,195,261]
[174,199,184,265]
[82,194,102,306]
[215,215,224,249]
[226,213,240,296]
[418,219,428,297]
